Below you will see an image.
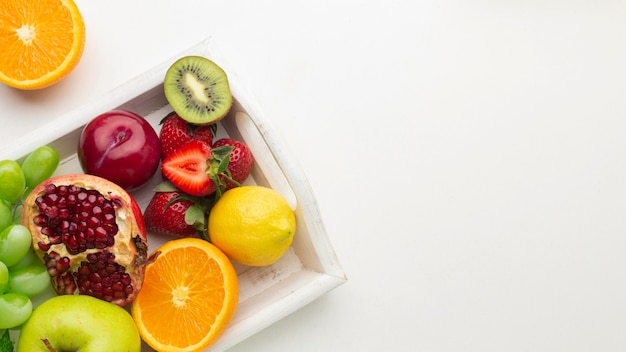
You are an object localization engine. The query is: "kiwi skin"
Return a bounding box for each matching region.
[164,56,233,125]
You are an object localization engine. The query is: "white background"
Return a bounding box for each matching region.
[2,1,626,351]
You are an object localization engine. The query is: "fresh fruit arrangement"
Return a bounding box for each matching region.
[0,55,299,352]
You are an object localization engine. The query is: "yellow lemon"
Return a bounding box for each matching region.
[208,186,296,266]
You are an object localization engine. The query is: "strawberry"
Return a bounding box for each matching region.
[212,138,253,190]
[159,111,215,158]
[161,140,236,198]
[143,182,209,238]
[161,140,215,196]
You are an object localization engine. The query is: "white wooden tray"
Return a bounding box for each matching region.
[6,38,347,352]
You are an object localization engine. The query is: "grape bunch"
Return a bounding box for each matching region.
[0,146,59,330]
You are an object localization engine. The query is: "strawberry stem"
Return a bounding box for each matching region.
[206,145,237,202]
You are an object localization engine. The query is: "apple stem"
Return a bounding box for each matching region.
[42,338,57,352]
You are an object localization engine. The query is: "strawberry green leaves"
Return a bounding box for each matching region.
[206,145,238,200]
[144,181,211,239]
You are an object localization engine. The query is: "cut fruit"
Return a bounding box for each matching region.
[20,174,149,307]
[131,238,238,352]
[0,0,86,90]
[164,56,233,125]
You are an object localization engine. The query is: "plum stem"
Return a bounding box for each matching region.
[42,338,57,352]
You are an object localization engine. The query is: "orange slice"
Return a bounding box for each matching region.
[131,238,239,352]
[0,0,86,90]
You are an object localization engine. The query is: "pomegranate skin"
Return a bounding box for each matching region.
[21,174,149,307]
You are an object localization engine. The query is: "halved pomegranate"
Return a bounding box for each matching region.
[21,174,149,307]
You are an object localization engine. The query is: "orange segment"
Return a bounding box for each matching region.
[131,238,239,352]
[0,0,85,90]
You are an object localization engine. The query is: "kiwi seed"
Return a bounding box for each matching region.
[163,56,233,125]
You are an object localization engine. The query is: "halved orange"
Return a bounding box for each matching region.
[0,0,86,90]
[131,238,239,352]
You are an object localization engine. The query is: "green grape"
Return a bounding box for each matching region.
[0,225,31,267]
[0,202,11,235]
[21,146,59,196]
[8,249,38,271]
[0,262,7,294]
[0,160,25,205]
[7,262,50,297]
[0,292,32,329]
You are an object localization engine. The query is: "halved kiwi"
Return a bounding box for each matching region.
[163,56,233,125]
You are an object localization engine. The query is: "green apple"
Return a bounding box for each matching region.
[16,295,141,352]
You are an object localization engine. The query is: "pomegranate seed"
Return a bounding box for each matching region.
[73,251,134,303]
[89,272,101,283]
[37,242,50,251]
[48,234,62,245]
[43,206,58,218]
[45,193,58,204]
[33,184,120,255]
[55,272,77,295]
[57,257,71,273]
[59,208,70,219]
[33,214,47,226]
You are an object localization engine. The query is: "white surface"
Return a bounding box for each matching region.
[2,1,626,351]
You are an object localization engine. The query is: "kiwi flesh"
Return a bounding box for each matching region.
[163,56,233,125]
